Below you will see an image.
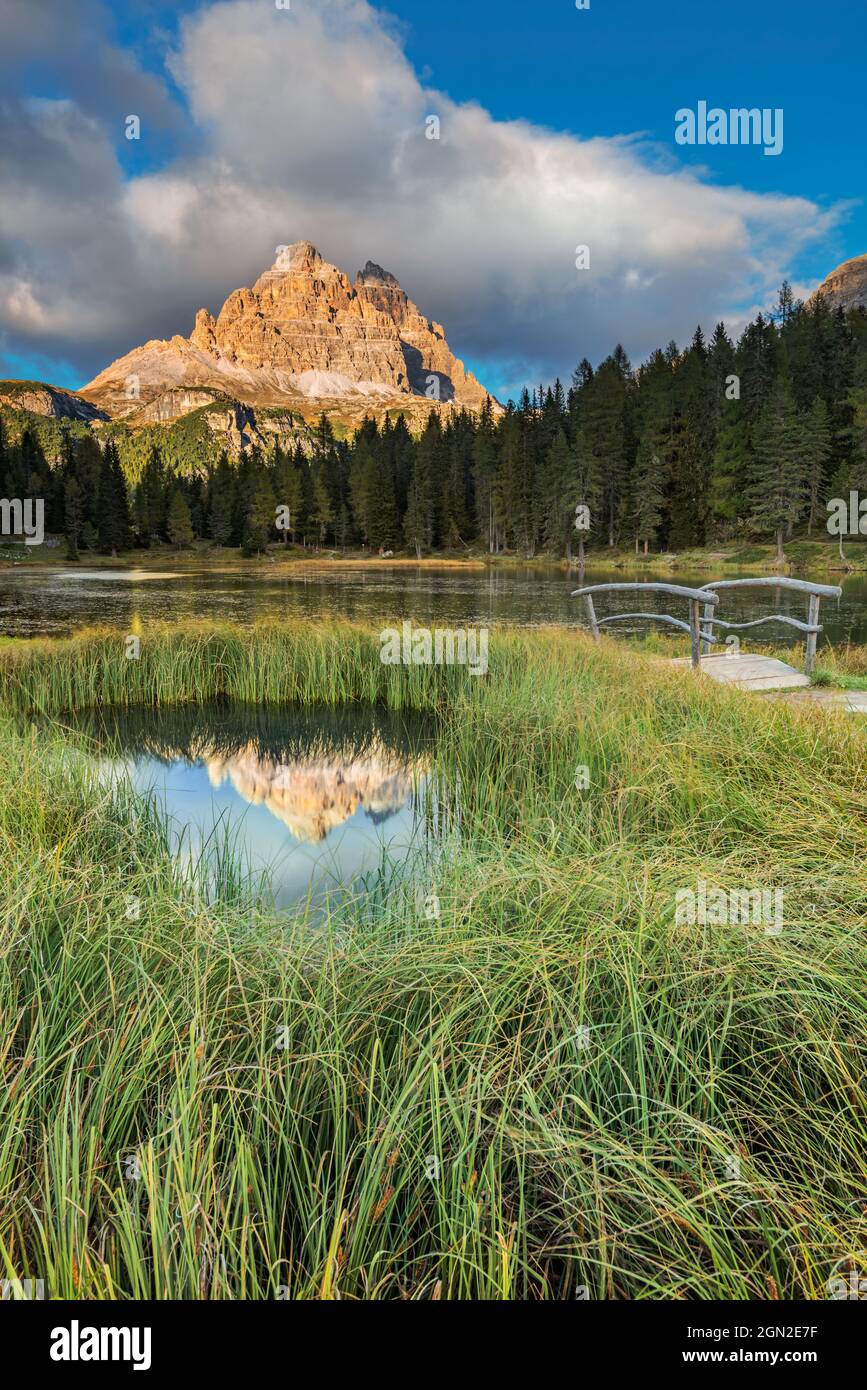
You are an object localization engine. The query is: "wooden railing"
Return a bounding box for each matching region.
[572,576,843,677]
[696,577,842,676]
[571,582,720,669]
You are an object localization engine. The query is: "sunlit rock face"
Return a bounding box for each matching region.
[810,253,867,313]
[81,240,495,423]
[203,741,418,842]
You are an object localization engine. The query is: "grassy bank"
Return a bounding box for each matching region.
[3,534,865,575]
[0,623,865,1299]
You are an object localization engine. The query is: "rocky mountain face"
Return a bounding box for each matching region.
[80,240,494,428]
[810,254,867,313]
[0,380,107,422]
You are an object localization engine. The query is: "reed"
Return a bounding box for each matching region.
[0,623,864,1299]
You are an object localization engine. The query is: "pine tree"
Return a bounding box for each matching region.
[368,452,398,551]
[748,385,809,563]
[242,471,276,555]
[582,354,629,546]
[404,451,434,558]
[541,428,576,559]
[572,426,603,566]
[167,489,194,550]
[348,440,376,545]
[309,462,334,547]
[709,396,748,534]
[272,450,302,545]
[97,441,131,555]
[632,437,666,553]
[472,399,498,553]
[208,452,236,546]
[137,446,168,544]
[803,397,831,534]
[63,474,83,561]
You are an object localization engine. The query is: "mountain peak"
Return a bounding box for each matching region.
[811,253,867,313]
[270,240,323,273]
[356,260,401,288]
[81,239,495,424]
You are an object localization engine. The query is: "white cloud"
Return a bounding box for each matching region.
[0,0,843,392]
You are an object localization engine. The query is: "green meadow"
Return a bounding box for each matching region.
[0,622,864,1299]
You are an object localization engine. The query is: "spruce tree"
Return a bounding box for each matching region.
[404,451,434,559]
[63,474,83,561]
[208,453,236,546]
[242,472,276,555]
[167,489,194,550]
[572,426,603,566]
[472,399,498,553]
[804,397,831,534]
[541,428,576,559]
[748,385,808,564]
[97,440,131,556]
[632,437,666,554]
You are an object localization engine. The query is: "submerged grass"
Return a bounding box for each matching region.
[0,622,865,1299]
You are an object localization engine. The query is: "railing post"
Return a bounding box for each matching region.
[804,594,820,677]
[689,599,701,670]
[585,594,600,641]
[700,601,715,655]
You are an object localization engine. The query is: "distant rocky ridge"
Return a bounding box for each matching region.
[80,240,495,429]
[0,379,314,460]
[0,380,107,423]
[810,253,867,314]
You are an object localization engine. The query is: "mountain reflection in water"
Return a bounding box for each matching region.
[204,742,417,843]
[67,704,441,908]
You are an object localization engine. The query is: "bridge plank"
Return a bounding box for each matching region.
[671,653,811,690]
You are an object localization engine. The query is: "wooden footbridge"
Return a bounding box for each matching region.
[572,577,843,691]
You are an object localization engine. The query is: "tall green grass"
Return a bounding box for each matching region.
[0,623,865,1299]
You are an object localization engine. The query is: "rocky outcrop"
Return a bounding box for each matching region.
[810,254,867,314]
[354,259,489,407]
[81,240,495,423]
[0,380,107,422]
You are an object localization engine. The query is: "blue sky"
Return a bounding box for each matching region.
[2,0,862,398]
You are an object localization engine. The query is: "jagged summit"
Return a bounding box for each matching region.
[356,260,401,287]
[81,241,494,424]
[272,239,322,272]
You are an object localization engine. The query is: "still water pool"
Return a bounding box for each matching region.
[71,703,439,911]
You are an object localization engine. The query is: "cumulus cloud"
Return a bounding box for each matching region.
[0,0,842,393]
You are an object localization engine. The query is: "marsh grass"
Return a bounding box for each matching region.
[0,622,865,1299]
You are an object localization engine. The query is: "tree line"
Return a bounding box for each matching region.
[1,284,865,561]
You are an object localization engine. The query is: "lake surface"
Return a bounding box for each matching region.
[2,563,866,646]
[74,703,439,911]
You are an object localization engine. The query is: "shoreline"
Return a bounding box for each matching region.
[1,540,864,578]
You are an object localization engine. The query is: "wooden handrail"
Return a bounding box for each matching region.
[698,577,842,674]
[572,582,720,604]
[572,582,719,669]
[699,577,842,599]
[571,576,842,677]
[595,613,695,634]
